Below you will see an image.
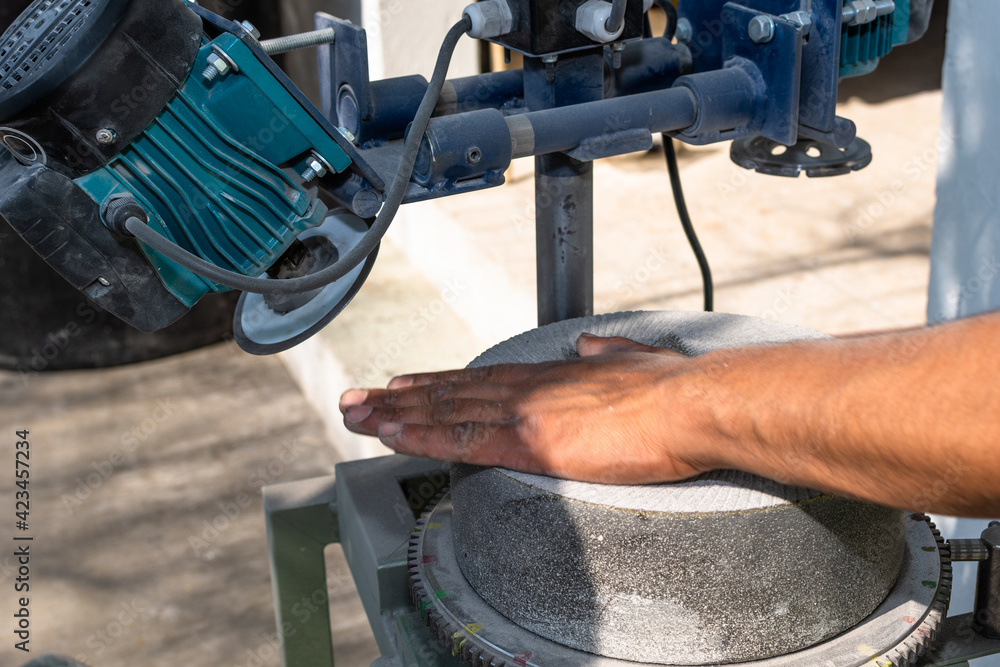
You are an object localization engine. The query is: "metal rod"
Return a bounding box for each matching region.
[524,52,604,326]
[507,85,698,159]
[261,27,336,56]
[535,152,595,325]
[975,522,1000,639]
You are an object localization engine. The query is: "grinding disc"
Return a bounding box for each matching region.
[411,499,949,667]
[233,213,377,355]
[451,311,907,665]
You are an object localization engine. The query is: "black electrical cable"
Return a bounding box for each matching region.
[662,134,713,311]
[604,0,628,34]
[124,16,472,295]
[656,0,677,40]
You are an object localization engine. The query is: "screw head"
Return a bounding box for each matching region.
[465,147,482,165]
[781,10,812,35]
[240,21,261,40]
[95,129,116,145]
[674,18,693,42]
[748,15,775,44]
[336,126,357,144]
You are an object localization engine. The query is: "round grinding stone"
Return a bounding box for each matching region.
[451,311,906,665]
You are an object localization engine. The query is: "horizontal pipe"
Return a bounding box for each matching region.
[507,85,699,159]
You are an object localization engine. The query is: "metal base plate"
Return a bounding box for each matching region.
[409,496,950,667]
[730,135,873,178]
[233,213,377,355]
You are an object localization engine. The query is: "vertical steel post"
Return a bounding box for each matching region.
[975,522,1000,638]
[523,51,604,325]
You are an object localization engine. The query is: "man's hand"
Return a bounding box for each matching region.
[340,312,1000,516]
[339,333,712,484]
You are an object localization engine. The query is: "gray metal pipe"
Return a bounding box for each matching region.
[506,85,698,159]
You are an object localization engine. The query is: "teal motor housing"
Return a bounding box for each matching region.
[76,31,352,308]
[0,0,384,353]
[839,0,921,78]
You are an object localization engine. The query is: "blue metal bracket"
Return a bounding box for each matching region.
[722,3,803,145]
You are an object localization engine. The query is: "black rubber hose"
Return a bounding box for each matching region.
[605,0,628,34]
[125,16,472,295]
[655,0,677,39]
[662,134,713,311]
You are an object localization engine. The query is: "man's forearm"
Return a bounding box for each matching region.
[694,312,1000,516]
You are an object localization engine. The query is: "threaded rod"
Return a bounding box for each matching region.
[260,28,336,56]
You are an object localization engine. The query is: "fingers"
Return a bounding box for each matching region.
[376,420,536,471]
[386,362,548,390]
[343,398,511,436]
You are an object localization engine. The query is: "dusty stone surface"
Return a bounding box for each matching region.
[453,312,906,664]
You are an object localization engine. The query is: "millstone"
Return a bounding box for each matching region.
[450,311,906,665]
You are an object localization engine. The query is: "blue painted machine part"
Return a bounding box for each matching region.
[840,1,911,77]
[76,34,352,306]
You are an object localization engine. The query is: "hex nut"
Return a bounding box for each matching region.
[748,14,775,44]
[674,17,693,42]
[208,54,230,76]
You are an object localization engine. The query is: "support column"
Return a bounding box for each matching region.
[524,51,604,325]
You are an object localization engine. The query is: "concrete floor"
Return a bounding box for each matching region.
[0,344,380,666]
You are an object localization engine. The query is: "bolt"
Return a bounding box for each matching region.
[97,277,111,287]
[843,0,881,26]
[260,27,337,56]
[748,14,775,44]
[202,53,230,82]
[610,41,625,69]
[240,20,261,40]
[300,152,330,183]
[991,521,1000,528]
[781,10,812,36]
[95,129,116,145]
[337,126,356,144]
[202,48,238,84]
[465,147,482,165]
[542,54,558,83]
[674,18,693,43]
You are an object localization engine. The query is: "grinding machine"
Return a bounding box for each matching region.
[2,0,1000,666]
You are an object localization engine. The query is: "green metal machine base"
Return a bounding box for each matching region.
[264,455,1000,667]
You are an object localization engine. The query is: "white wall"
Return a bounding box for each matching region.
[360,0,480,80]
[928,2,1000,665]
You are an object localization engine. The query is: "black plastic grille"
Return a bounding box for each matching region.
[0,0,128,121]
[0,0,95,92]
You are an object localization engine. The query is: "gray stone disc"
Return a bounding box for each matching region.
[410,498,949,667]
[452,311,908,664]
